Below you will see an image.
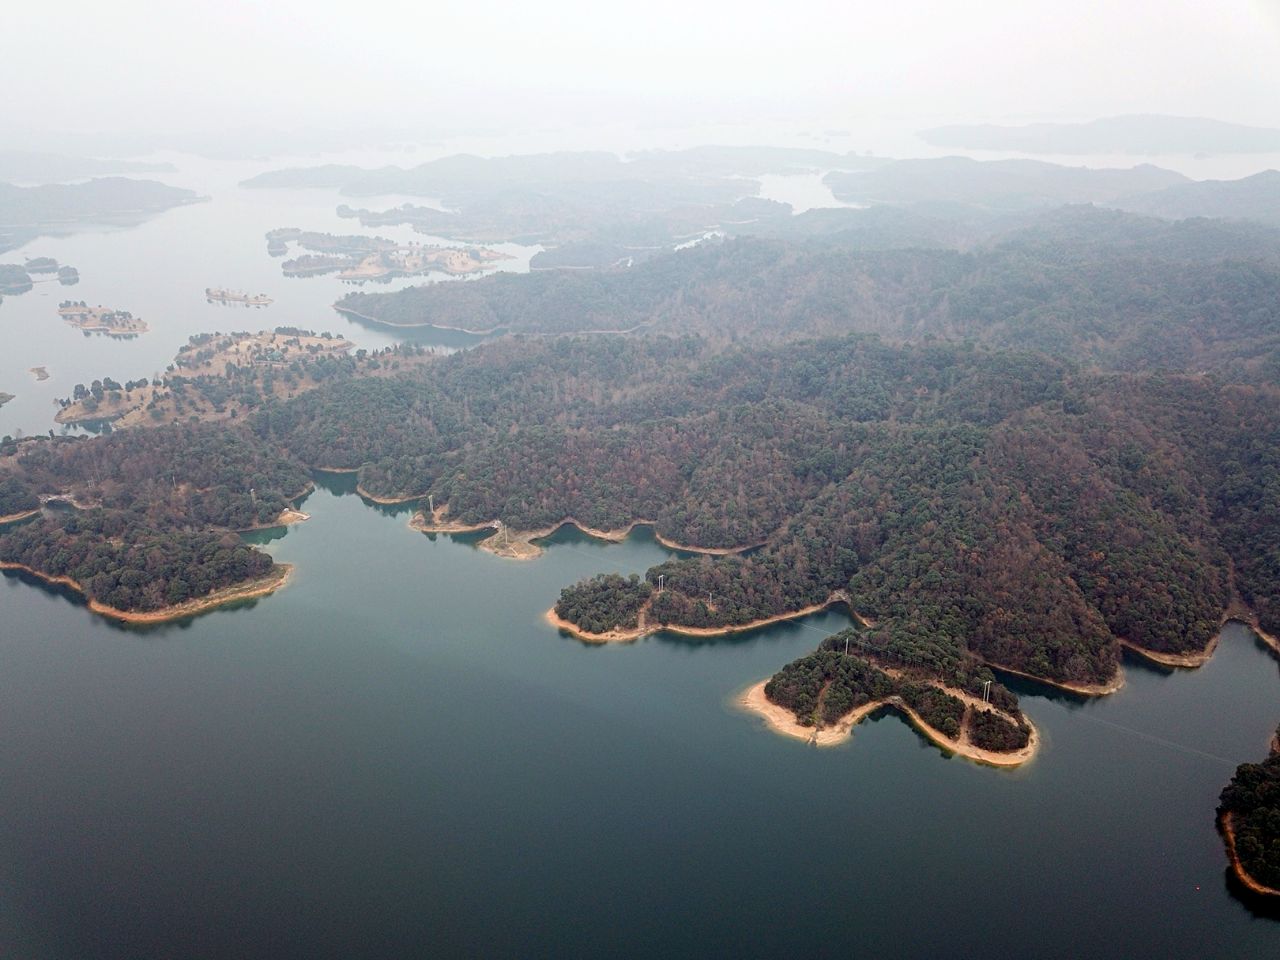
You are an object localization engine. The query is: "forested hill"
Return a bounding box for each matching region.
[244,335,1278,690]
[3,333,1278,734]
[336,209,1280,380]
[1112,170,1280,226]
[0,178,199,225]
[822,156,1186,212]
[0,178,201,252]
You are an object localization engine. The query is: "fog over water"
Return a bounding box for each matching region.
[4,1,1280,158]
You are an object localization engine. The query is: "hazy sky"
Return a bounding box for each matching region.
[5,0,1279,147]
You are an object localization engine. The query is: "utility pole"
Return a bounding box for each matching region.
[428,493,435,516]
[657,574,665,594]
[844,634,851,656]
[982,680,992,704]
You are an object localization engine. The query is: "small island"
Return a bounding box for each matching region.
[58,301,148,336]
[0,263,33,295]
[0,260,80,296]
[206,288,273,307]
[0,391,12,408]
[28,367,49,381]
[269,228,508,282]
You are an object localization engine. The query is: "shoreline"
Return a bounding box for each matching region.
[735,680,1038,767]
[1225,614,1280,658]
[0,560,292,623]
[1219,812,1280,899]
[409,506,496,536]
[984,658,1125,697]
[1120,635,1220,669]
[355,482,424,505]
[332,305,500,336]
[546,593,851,644]
[409,509,767,559]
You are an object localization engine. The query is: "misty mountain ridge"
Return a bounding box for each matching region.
[1111,169,1280,226]
[920,114,1280,155]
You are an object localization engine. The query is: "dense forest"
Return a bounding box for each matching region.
[0,511,274,613]
[764,635,1031,751]
[0,424,303,611]
[336,208,1280,381]
[1218,734,1280,893]
[4,327,1277,731]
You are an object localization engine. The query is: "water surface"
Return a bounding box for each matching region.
[2,479,1278,958]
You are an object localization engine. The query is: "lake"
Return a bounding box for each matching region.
[2,146,1279,957]
[0,151,535,440]
[1,473,1278,958]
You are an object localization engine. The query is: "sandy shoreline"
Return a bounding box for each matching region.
[1120,635,1219,668]
[0,560,292,623]
[409,509,767,560]
[1219,812,1280,898]
[332,305,501,336]
[355,483,425,505]
[546,594,850,644]
[735,680,1038,767]
[984,658,1125,697]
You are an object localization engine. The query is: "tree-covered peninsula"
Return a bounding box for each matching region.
[8,315,1273,760]
[1218,731,1280,897]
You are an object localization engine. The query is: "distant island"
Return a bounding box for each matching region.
[0,177,201,253]
[206,288,272,307]
[0,391,12,409]
[267,228,508,281]
[0,150,177,184]
[57,301,148,337]
[919,114,1280,155]
[0,258,79,297]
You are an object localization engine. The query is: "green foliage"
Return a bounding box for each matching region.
[1219,753,1280,890]
[555,573,652,633]
[0,511,274,613]
[0,475,38,517]
[335,224,1280,380]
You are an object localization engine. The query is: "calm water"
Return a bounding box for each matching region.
[1,475,1278,958]
[0,151,534,439]
[3,148,1280,957]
